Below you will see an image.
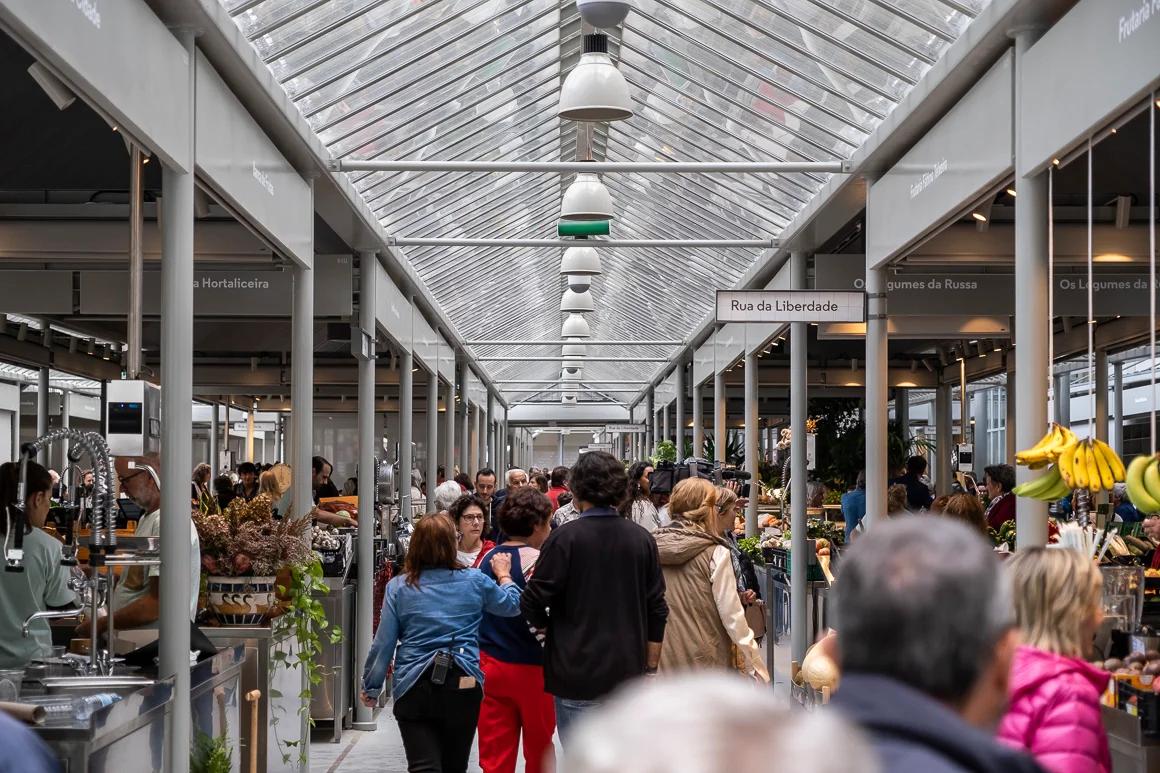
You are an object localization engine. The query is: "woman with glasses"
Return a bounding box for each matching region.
[451,494,495,569]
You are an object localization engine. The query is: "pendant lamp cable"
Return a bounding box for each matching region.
[1151,92,1157,453]
[1048,166,1055,428]
[1088,137,1095,439]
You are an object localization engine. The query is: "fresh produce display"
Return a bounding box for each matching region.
[990,518,1061,548]
[736,536,765,567]
[311,525,343,551]
[1126,454,1160,515]
[1013,423,1125,499]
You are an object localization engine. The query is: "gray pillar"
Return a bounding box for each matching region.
[426,370,439,505]
[486,392,496,467]
[458,362,470,474]
[789,251,808,663]
[501,419,509,477]
[896,388,910,439]
[1114,362,1125,456]
[1055,374,1071,427]
[36,367,48,456]
[714,369,726,466]
[557,432,565,466]
[443,377,455,476]
[246,407,255,463]
[646,390,655,456]
[276,414,284,463]
[1013,28,1050,549]
[744,352,759,538]
[1095,349,1109,442]
[159,33,195,771]
[127,146,144,380]
[60,391,70,480]
[1006,358,1017,463]
[471,403,481,473]
[291,262,314,523]
[209,401,218,474]
[675,362,685,459]
[399,348,414,517]
[354,252,377,729]
[662,403,670,446]
[936,384,954,495]
[865,266,889,521]
[692,380,704,459]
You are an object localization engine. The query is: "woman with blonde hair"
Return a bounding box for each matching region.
[653,478,768,681]
[260,463,294,518]
[997,548,1110,773]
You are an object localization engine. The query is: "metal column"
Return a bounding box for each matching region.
[209,402,218,474]
[646,390,655,456]
[1055,374,1071,426]
[246,407,255,462]
[1013,28,1050,548]
[557,433,565,466]
[865,266,889,521]
[399,347,414,517]
[1095,350,1109,442]
[127,146,144,380]
[895,388,909,439]
[662,403,670,446]
[789,251,808,664]
[159,31,195,772]
[1114,363,1125,456]
[469,404,479,474]
[692,380,704,459]
[675,362,685,459]
[744,352,759,538]
[443,376,455,476]
[36,367,48,462]
[354,251,377,729]
[291,261,315,524]
[458,362,470,474]
[714,370,726,466]
[936,384,954,495]
[426,370,439,503]
[1006,356,1018,463]
[486,392,496,467]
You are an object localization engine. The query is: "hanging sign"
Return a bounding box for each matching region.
[605,424,646,434]
[715,290,865,324]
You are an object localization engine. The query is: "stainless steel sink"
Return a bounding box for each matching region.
[40,676,155,696]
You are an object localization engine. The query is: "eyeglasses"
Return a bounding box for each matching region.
[461,514,485,523]
[118,470,146,487]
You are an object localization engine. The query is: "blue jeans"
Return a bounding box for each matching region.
[553,696,600,743]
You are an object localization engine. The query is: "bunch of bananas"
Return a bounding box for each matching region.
[1125,455,1160,515]
[1012,424,1125,500]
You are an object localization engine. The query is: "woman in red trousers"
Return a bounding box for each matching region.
[477,486,556,773]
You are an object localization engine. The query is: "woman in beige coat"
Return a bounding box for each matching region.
[653,478,769,682]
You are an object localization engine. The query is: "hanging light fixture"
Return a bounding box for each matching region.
[561,288,595,313]
[562,366,583,380]
[560,244,602,276]
[560,173,614,221]
[567,274,592,292]
[558,33,633,122]
[562,393,579,404]
[577,0,630,27]
[561,314,591,338]
[562,341,587,358]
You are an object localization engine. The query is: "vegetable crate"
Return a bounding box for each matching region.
[1117,681,1160,738]
[763,546,827,582]
[318,534,353,577]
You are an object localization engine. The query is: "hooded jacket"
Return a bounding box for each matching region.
[997,646,1111,773]
[832,673,1045,773]
[654,525,733,672]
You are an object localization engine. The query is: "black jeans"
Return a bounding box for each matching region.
[394,663,484,773]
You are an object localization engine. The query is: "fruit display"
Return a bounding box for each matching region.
[1013,423,1125,500]
[1126,454,1160,515]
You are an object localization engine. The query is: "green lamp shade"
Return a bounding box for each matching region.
[559,220,610,237]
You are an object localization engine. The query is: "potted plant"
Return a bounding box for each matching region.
[193,495,314,625]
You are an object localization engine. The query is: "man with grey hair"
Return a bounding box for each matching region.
[486,467,528,542]
[431,479,465,513]
[830,518,1040,773]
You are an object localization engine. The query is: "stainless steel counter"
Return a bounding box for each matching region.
[310,578,354,743]
[205,625,307,773]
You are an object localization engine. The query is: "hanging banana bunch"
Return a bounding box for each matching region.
[1125,455,1160,515]
[1012,423,1126,501]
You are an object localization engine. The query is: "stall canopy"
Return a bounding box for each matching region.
[218,0,990,403]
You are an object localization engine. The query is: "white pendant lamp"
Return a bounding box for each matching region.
[577,0,630,28]
[567,274,592,292]
[562,341,587,358]
[562,367,583,381]
[561,314,591,338]
[561,288,594,313]
[558,34,633,122]
[560,244,602,276]
[562,393,579,404]
[560,173,614,221]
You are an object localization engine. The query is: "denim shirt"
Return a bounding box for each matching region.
[362,568,523,701]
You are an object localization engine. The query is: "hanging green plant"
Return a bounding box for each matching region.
[191,728,232,773]
[653,439,677,464]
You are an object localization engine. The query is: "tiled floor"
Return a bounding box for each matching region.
[310,638,789,772]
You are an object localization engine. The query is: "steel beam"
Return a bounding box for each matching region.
[476,357,671,362]
[399,347,414,518]
[469,341,684,347]
[692,380,704,459]
[127,146,144,379]
[789,251,808,665]
[427,370,439,506]
[394,238,774,249]
[675,362,685,460]
[332,159,847,174]
[865,266,889,523]
[744,352,759,539]
[354,251,376,730]
[1095,350,1109,443]
[36,367,48,462]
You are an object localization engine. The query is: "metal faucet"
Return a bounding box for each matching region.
[21,609,81,638]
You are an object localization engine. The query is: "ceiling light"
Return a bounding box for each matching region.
[993,341,1002,352]
[562,394,578,404]
[1006,187,1016,197]
[562,359,583,375]
[558,34,633,122]
[562,341,587,358]
[971,211,987,223]
[562,314,591,338]
[1095,253,1133,263]
[561,289,594,313]
[977,342,987,358]
[562,368,583,381]
[567,274,592,292]
[560,244,602,276]
[560,173,614,221]
[576,0,630,27]
[27,61,76,111]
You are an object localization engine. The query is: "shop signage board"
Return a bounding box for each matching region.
[715,290,865,324]
[231,422,276,433]
[195,52,313,269]
[78,255,351,317]
[375,260,412,348]
[0,0,192,171]
[437,333,455,383]
[411,308,438,371]
[605,424,646,434]
[867,51,1014,269]
[0,272,73,314]
[1019,0,1160,177]
[582,443,614,453]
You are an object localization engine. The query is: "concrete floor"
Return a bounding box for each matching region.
[310,638,790,772]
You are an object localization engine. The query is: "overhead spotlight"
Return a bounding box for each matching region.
[1006,187,1017,197]
[86,339,95,355]
[558,33,633,122]
[562,368,583,381]
[993,341,1003,352]
[561,314,591,338]
[576,0,631,27]
[560,244,602,275]
[567,274,592,292]
[560,172,614,221]
[562,359,583,375]
[27,61,76,111]
[562,341,587,358]
[69,337,78,354]
[977,342,987,358]
[561,289,594,313]
[1115,195,1132,229]
[562,394,578,404]
[971,211,987,223]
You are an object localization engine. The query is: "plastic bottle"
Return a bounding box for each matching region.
[36,692,123,721]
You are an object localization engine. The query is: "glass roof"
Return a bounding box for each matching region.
[221,0,990,403]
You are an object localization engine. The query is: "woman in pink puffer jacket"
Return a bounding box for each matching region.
[997,547,1111,773]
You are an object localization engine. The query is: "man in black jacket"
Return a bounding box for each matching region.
[521,451,668,742]
[830,518,1042,773]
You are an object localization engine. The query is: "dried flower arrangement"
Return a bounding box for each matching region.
[193,494,314,577]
